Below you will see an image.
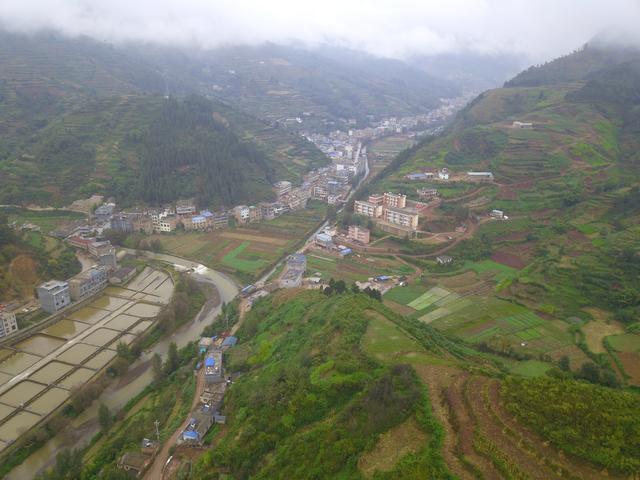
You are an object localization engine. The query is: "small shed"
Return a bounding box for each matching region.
[198,337,214,354]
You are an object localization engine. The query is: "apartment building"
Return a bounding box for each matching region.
[383,206,419,230]
[152,213,178,233]
[37,280,71,313]
[368,193,384,206]
[354,200,383,218]
[233,205,250,224]
[383,192,407,209]
[0,304,18,338]
[347,225,371,244]
[69,266,108,301]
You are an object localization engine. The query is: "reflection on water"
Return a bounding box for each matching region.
[105,315,139,331]
[125,303,161,318]
[56,344,99,365]
[29,362,74,385]
[27,388,69,416]
[42,320,90,340]
[58,368,95,390]
[69,307,110,324]
[82,328,121,348]
[0,411,41,443]
[0,352,41,376]
[0,381,46,407]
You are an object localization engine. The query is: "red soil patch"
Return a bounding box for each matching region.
[618,351,640,386]
[567,229,589,242]
[491,250,528,269]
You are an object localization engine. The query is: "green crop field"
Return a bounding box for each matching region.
[384,285,428,305]
[7,209,86,234]
[607,334,640,352]
[222,242,270,274]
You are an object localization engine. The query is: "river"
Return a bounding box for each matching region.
[6,251,239,479]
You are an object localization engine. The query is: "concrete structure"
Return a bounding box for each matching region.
[512,121,533,129]
[280,254,307,289]
[383,206,419,230]
[152,213,178,233]
[436,255,453,265]
[109,266,136,285]
[204,350,224,384]
[490,209,505,219]
[383,192,407,209]
[233,205,250,224]
[273,180,292,199]
[354,200,383,218]
[37,280,71,313]
[467,171,494,182]
[0,304,18,338]
[176,199,197,216]
[68,266,108,301]
[315,232,334,248]
[94,203,115,222]
[347,225,370,244]
[438,168,450,180]
[417,188,438,199]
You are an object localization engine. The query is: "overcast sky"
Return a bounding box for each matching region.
[1,0,639,62]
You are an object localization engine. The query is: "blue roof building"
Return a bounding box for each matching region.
[222,336,238,348]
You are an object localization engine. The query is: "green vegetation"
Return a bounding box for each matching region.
[503,376,640,474]
[188,291,454,479]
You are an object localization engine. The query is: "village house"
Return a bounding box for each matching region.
[280,254,307,289]
[438,168,450,180]
[176,198,197,216]
[467,171,494,182]
[347,225,370,244]
[37,280,71,313]
[417,188,438,200]
[109,266,136,285]
[68,265,108,301]
[273,180,292,200]
[0,304,19,338]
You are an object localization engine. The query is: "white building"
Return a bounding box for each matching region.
[37,280,71,313]
[438,168,450,180]
[0,304,18,338]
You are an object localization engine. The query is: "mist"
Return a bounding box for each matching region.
[1,0,639,63]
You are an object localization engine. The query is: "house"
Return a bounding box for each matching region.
[490,209,505,219]
[240,284,257,297]
[512,121,533,129]
[68,266,108,301]
[180,405,216,446]
[280,254,307,289]
[152,213,178,233]
[417,188,438,200]
[405,172,433,181]
[438,168,450,180]
[0,304,19,338]
[347,225,370,244]
[467,171,494,182]
[37,280,71,313]
[110,214,134,233]
[198,337,214,354]
[94,203,115,222]
[221,336,238,349]
[315,233,334,248]
[117,439,158,477]
[109,266,136,285]
[204,350,223,384]
[233,205,250,224]
[436,255,453,265]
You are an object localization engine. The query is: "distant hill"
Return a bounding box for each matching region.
[0,31,329,207]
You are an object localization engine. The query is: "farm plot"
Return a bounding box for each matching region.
[429,297,575,356]
[383,285,428,305]
[407,287,450,310]
[307,253,413,283]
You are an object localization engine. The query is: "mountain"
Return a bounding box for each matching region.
[134,42,461,130]
[0,31,329,207]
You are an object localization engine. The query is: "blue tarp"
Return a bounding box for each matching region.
[205,357,215,367]
[183,431,199,440]
[340,248,352,256]
[222,336,238,347]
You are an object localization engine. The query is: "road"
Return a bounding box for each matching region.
[144,367,207,480]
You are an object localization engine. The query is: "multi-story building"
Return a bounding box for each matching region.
[132,215,154,234]
[354,200,383,218]
[152,213,178,233]
[273,181,292,199]
[110,214,134,233]
[204,350,224,384]
[280,254,307,289]
[0,304,18,338]
[233,206,250,224]
[417,188,438,200]
[249,206,261,223]
[347,225,370,244]
[212,211,229,229]
[383,192,407,209]
[176,199,197,216]
[368,194,384,206]
[382,206,419,230]
[68,266,108,301]
[37,280,71,313]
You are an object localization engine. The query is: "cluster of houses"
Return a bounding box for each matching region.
[405,168,494,183]
[354,192,424,236]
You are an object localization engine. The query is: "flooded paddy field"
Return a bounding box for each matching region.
[0,267,173,451]
[14,335,66,356]
[42,319,91,339]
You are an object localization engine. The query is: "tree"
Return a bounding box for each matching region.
[98,403,112,431]
[165,342,180,375]
[334,280,346,294]
[558,356,571,372]
[579,362,600,384]
[351,283,360,294]
[152,353,164,383]
[149,238,163,253]
[0,212,14,247]
[326,205,337,222]
[116,342,133,362]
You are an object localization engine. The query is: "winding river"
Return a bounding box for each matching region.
[7,250,239,479]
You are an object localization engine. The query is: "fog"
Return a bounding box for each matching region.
[1,0,639,62]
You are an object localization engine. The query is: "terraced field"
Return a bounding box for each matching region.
[415,366,621,480]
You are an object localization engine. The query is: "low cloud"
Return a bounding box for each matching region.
[1,0,639,62]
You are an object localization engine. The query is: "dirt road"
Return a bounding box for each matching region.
[144,365,207,479]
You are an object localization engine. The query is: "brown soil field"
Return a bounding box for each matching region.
[618,351,640,386]
[581,308,623,354]
[491,250,528,269]
[218,231,288,246]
